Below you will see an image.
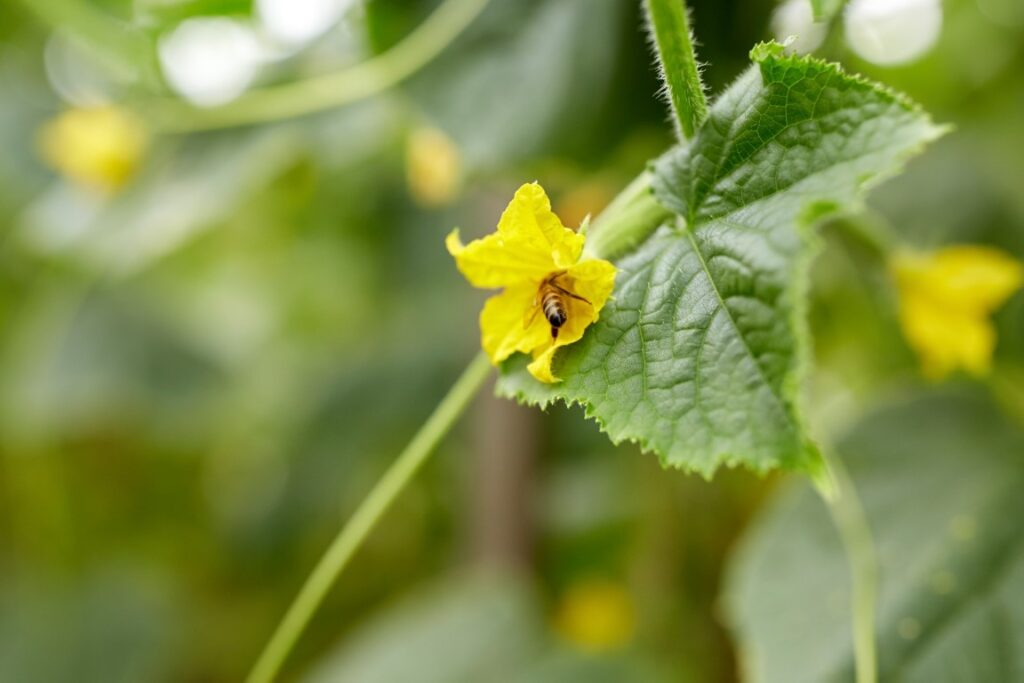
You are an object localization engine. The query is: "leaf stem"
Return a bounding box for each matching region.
[583,172,672,260]
[245,352,493,683]
[821,450,878,683]
[833,211,900,261]
[145,0,490,133]
[643,0,709,139]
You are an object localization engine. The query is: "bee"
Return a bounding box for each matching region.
[526,272,592,339]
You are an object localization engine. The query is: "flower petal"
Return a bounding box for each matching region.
[498,183,586,270]
[566,259,617,315]
[528,345,560,383]
[446,229,553,288]
[480,283,551,365]
[894,246,1024,313]
[893,245,1022,380]
[899,293,995,380]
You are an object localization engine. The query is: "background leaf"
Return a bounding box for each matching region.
[724,390,1024,683]
[301,573,669,683]
[498,44,943,477]
[377,0,632,171]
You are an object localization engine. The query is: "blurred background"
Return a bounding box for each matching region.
[1,0,1022,681]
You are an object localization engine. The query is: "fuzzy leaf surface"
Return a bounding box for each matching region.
[498,44,943,476]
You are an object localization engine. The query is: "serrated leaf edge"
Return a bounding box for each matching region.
[498,46,949,480]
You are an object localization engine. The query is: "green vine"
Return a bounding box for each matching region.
[246,353,493,683]
[145,0,490,132]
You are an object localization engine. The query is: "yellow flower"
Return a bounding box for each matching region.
[406,126,462,208]
[893,245,1023,380]
[552,578,636,653]
[38,106,147,193]
[446,183,616,383]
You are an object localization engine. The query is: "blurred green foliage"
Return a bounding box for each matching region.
[727,390,1024,682]
[0,0,1023,681]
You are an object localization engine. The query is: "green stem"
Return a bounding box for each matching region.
[146,0,490,133]
[821,450,878,683]
[643,0,709,139]
[246,352,493,683]
[583,172,672,261]
[833,211,900,262]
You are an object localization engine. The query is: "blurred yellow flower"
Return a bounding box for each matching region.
[406,126,462,207]
[555,179,615,231]
[38,106,148,193]
[893,245,1023,380]
[446,183,616,383]
[553,578,636,653]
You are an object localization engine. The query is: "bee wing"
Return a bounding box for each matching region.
[523,302,541,329]
[550,281,591,306]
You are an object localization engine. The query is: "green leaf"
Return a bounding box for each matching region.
[643,0,708,139]
[724,390,1024,682]
[497,43,944,478]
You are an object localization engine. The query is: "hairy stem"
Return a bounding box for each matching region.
[147,0,490,132]
[822,450,878,683]
[643,0,709,139]
[246,352,492,683]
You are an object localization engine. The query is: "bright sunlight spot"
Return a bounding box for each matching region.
[158,17,266,107]
[256,0,356,48]
[845,0,943,66]
[772,0,827,54]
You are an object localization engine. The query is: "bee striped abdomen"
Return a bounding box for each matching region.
[542,289,567,338]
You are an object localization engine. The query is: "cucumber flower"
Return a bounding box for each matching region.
[406,126,462,208]
[446,183,616,383]
[38,106,147,194]
[893,245,1023,380]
